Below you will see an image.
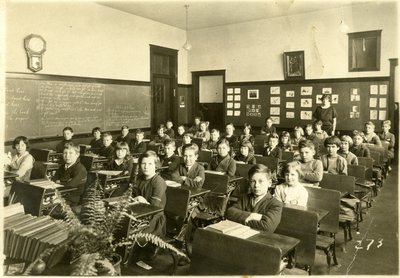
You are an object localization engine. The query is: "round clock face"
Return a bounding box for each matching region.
[28,37,45,53]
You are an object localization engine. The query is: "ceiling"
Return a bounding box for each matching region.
[99,0,360,31]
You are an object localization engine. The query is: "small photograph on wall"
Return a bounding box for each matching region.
[286,90,295,97]
[286,102,295,109]
[270,107,280,115]
[379,84,387,95]
[270,116,280,124]
[322,88,332,94]
[300,111,312,120]
[370,85,378,95]
[247,89,259,100]
[379,110,386,120]
[370,110,378,120]
[227,88,234,95]
[270,87,280,95]
[300,86,312,95]
[270,97,281,105]
[332,94,339,104]
[286,112,295,119]
[300,98,312,108]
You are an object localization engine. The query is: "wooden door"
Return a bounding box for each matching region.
[150,45,178,130]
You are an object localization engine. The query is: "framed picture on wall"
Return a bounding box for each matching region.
[283,51,305,80]
[247,89,259,100]
[348,30,381,72]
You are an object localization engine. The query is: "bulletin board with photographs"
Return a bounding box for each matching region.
[225,77,389,130]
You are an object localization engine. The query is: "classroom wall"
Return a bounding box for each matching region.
[188,2,399,93]
[5,2,189,84]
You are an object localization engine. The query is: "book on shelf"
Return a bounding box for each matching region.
[4,202,25,217]
[207,220,259,239]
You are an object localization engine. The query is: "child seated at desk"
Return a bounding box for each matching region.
[264,133,282,159]
[150,125,170,145]
[99,133,115,160]
[132,151,166,238]
[234,141,256,164]
[106,142,133,176]
[188,116,201,134]
[291,126,306,146]
[55,126,74,153]
[204,129,220,154]
[222,123,238,148]
[89,127,104,151]
[177,133,193,156]
[239,123,255,146]
[160,139,180,181]
[173,143,205,188]
[226,164,282,232]
[209,139,236,177]
[313,120,329,144]
[363,121,382,146]
[274,161,308,207]
[260,117,276,136]
[350,131,370,157]
[53,143,87,207]
[4,136,34,182]
[298,140,323,186]
[321,136,347,175]
[338,135,358,165]
[279,131,292,152]
[379,120,395,169]
[176,125,186,140]
[116,125,134,146]
[130,129,147,155]
[195,121,211,146]
[304,124,316,141]
[165,120,175,139]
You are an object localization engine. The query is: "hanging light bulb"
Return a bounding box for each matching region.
[339,19,349,33]
[183,4,192,51]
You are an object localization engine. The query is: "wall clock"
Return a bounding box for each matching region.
[24,34,46,72]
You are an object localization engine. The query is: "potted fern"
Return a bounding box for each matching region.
[24,178,186,276]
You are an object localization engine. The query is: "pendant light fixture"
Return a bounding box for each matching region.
[183,4,192,51]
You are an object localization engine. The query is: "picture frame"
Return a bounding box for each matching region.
[247,89,259,100]
[283,51,305,80]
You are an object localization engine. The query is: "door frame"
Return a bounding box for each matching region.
[192,69,226,127]
[150,45,178,130]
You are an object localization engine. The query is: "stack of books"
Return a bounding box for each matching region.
[4,203,69,268]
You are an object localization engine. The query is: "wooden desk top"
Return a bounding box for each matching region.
[250,231,300,257]
[228,175,244,183]
[4,171,19,179]
[129,203,164,219]
[181,186,211,198]
[284,203,329,222]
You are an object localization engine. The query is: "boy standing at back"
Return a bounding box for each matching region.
[56,127,74,153]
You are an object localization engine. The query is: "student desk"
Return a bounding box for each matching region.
[190,227,300,275]
[97,172,130,198]
[283,203,329,222]
[80,154,108,171]
[3,171,19,204]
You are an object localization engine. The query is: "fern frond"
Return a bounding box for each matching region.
[117,232,187,259]
[70,253,99,276]
[95,258,118,276]
[54,190,81,228]
[23,247,55,275]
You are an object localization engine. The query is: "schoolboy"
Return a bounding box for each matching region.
[338,135,358,165]
[314,120,329,144]
[350,131,370,158]
[226,164,282,232]
[53,143,87,206]
[264,133,282,159]
[298,140,323,186]
[130,129,147,155]
[116,125,133,146]
[176,125,186,141]
[99,132,115,160]
[205,129,220,154]
[55,127,74,153]
[90,127,104,151]
[173,143,205,188]
[150,125,170,145]
[379,120,395,170]
[160,139,180,181]
[321,136,348,175]
[165,120,175,139]
[209,138,236,177]
[363,121,382,146]
[304,124,316,141]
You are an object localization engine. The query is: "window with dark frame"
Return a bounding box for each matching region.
[348,30,382,72]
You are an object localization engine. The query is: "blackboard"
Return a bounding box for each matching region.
[5,73,151,141]
[225,77,390,131]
